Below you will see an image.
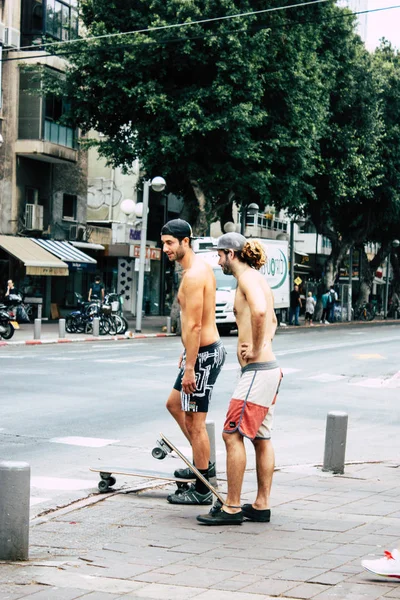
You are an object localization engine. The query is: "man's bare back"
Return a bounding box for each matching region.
[234,269,277,367]
[179,256,219,348]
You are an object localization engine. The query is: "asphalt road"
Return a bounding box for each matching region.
[1,323,399,517]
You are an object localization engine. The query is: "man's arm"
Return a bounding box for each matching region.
[101,286,105,301]
[181,272,204,394]
[239,272,267,361]
[88,288,92,301]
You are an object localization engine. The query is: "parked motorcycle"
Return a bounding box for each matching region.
[0,304,19,339]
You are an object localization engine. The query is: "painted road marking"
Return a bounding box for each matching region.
[30,497,50,507]
[50,436,119,447]
[94,356,161,363]
[353,354,386,360]
[31,476,95,491]
[307,373,346,383]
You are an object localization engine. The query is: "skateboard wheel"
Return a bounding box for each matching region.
[98,480,110,492]
[152,447,166,460]
[108,477,116,487]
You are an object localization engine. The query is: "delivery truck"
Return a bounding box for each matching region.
[196,238,290,334]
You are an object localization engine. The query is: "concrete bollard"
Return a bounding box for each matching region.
[92,317,100,337]
[0,461,30,561]
[322,411,348,474]
[33,318,41,340]
[166,316,172,334]
[58,318,66,338]
[206,421,218,487]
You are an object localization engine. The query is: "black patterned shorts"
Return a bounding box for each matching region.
[173,340,226,413]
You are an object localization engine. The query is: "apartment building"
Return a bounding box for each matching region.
[0,0,96,316]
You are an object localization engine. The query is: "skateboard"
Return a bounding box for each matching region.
[89,466,194,493]
[152,432,226,506]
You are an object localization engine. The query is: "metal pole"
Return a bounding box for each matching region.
[92,317,100,337]
[384,254,390,319]
[206,421,217,487]
[37,303,42,320]
[166,316,171,334]
[240,204,246,236]
[289,220,295,292]
[58,318,65,338]
[347,247,353,322]
[33,318,41,340]
[322,411,348,474]
[0,461,30,560]
[136,180,150,333]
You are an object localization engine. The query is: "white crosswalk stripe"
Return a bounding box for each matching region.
[50,436,120,447]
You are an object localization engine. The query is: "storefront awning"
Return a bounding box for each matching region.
[0,235,69,276]
[32,239,97,271]
[70,241,105,251]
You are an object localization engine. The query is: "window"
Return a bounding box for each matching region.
[63,194,77,220]
[22,0,78,45]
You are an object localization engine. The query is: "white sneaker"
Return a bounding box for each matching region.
[324,320,330,324]
[362,549,400,579]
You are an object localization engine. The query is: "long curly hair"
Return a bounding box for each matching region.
[238,240,266,270]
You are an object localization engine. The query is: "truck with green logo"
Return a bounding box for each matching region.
[196,239,289,334]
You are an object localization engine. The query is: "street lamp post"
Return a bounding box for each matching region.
[384,239,400,319]
[240,202,259,235]
[136,177,166,333]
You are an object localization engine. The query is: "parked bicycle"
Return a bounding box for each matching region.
[354,302,376,321]
[65,295,115,335]
[103,293,128,334]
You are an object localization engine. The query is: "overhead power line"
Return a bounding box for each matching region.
[2,1,400,64]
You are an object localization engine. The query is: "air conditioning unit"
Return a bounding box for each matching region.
[0,23,6,44]
[4,27,20,49]
[25,204,44,231]
[69,225,86,241]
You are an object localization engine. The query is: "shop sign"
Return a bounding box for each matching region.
[132,246,161,260]
[26,266,69,276]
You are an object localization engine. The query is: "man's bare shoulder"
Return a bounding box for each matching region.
[239,268,265,288]
[186,256,214,279]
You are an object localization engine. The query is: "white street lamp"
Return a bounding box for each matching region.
[135,176,166,332]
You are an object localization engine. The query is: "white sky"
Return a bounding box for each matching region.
[365,1,400,50]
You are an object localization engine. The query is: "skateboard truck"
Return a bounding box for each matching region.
[152,438,173,460]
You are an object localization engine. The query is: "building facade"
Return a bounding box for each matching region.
[0,0,95,316]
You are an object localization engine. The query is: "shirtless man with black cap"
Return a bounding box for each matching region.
[161,219,226,505]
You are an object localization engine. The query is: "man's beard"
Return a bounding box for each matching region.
[221,263,233,275]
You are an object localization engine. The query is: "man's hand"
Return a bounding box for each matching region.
[239,342,260,363]
[182,367,197,395]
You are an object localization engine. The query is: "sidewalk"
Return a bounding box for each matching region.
[2,461,400,599]
[0,315,175,346]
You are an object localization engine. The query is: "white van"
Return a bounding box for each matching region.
[197,239,289,334]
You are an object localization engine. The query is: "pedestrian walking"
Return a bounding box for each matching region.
[289,284,302,326]
[161,219,226,505]
[88,276,105,302]
[197,233,282,525]
[305,291,316,326]
[328,285,338,323]
[320,290,330,324]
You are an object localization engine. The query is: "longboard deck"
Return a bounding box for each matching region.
[158,433,227,507]
[90,466,194,493]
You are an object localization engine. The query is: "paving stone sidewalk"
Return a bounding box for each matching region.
[2,461,400,600]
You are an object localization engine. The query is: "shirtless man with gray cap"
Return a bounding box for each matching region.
[161,219,226,505]
[197,232,282,525]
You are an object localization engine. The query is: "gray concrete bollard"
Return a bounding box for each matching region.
[166,316,172,334]
[206,421,218,487]
[0,461,30,561]
[92,317,100,337]
[33,318,41,340]
[322,411,348,474]
[58,318,66,338]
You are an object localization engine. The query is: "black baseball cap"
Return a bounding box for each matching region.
[161,219,192,239]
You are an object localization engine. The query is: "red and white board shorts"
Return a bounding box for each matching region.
[223,361,282,440]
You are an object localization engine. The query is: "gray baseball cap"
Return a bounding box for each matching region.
[216,232,247,251]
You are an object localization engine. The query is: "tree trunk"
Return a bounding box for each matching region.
[323,240,352,289]
[190,179,208,236]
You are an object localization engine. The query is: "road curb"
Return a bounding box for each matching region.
[0,333,176,347]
